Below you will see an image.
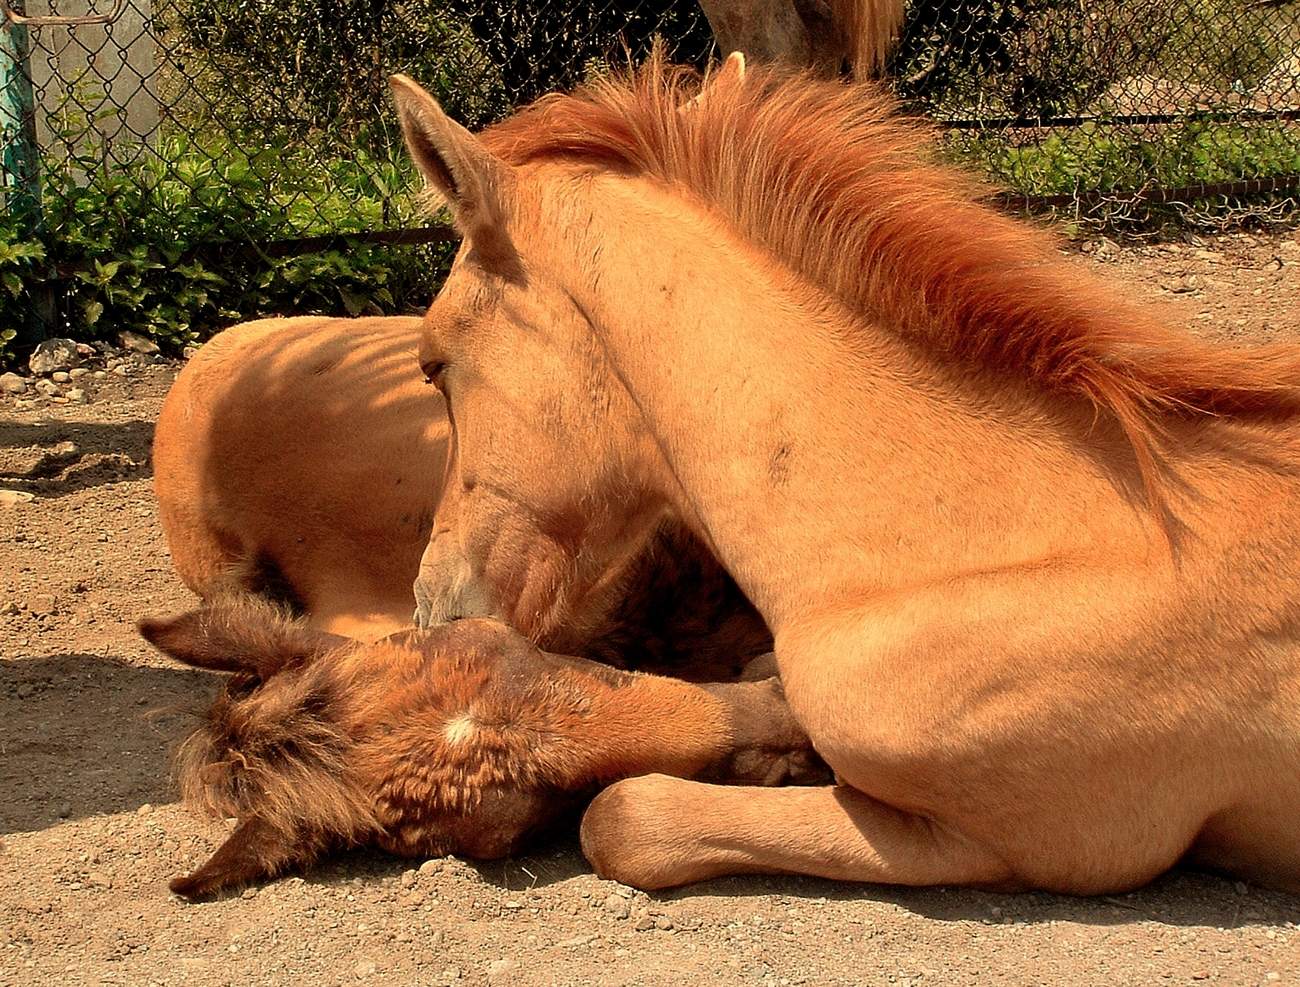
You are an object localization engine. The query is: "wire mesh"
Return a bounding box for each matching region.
[0,0,1297,349]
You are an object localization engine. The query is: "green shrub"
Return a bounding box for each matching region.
[946,120,1300,197]
[2,122,450,367]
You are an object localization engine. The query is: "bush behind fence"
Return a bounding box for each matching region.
[1,0,1297,361]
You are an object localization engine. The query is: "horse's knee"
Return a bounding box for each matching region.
[580,775,693,890]
[776,656,928,797]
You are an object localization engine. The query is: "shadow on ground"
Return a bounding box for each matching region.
[0,419,154,498]
[0,652,212,833]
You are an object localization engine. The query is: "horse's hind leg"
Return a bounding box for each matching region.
[580,775,1014,891]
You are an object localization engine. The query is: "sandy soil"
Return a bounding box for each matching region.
[2,230,1300,987]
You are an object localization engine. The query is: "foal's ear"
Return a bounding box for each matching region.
[169,816,308,901]
[715,51,747,85]
[138,597,347,678]
[389,75,517,273]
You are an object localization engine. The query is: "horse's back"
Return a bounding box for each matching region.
[154,315,446,638]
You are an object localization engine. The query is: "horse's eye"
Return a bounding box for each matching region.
[422,361,448,387]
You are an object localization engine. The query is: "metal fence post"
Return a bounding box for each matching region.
[1,1,49,346]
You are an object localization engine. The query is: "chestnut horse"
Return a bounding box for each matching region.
[141,597,823,899]
[389,54,1300,894]
[152,314,769,674]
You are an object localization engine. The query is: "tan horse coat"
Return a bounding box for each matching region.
[153,314,771,674]
[390,55,1300,894]
[153,316,442,641]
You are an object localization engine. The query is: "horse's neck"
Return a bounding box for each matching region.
[566,179,1166,631]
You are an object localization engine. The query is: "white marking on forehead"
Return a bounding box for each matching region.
[443,714,478,746]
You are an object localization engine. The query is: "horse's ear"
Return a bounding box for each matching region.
[389,75,518,274]
[715,51,747,85]
[138,597,348,678]
[169,816,307,901]
[683,52,748,114]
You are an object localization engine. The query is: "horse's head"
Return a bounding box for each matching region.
[142,597,595,899]
[392,55,755,642]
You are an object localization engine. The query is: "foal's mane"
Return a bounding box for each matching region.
[482,56,1300,489]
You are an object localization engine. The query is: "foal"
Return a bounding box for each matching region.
[142,597,823,899]
[389,56,1300,894]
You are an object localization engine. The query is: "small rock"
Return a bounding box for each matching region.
[557,935,595,948]
[1266,973,1281,982]
[604,893,630,919]
[354,959,377,979]
[0,489,35,505]
[35,379,59,396]
[182,345,200,360]
[28,337,80,374]
[1160,276,1190,293]
[418,859,442,876]
[69,367,89,379]
[112,364,131,378]
[67,388,87,403]
[241,886,258,899]
[137,803,153,815]
[503,899,523,910]
[400,869,417,888]
[633,915,655,931]
[56,804,72,818]
[92,370,106,380]
[27,593,57,615]
[51,370,70,383]
[87,871,112,888]
[117,330,160,355]
[439,968,462,984]
[654,915,674,931]
[0,372,27,394]
[1234,880,1249,894]
[487,959,518,980]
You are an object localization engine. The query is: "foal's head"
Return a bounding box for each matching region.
[393,55,753,640]
[142,598,590,899]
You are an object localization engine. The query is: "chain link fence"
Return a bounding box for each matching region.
[1,0,1298,353]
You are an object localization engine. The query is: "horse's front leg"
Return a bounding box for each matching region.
[537,654,830,790]
[579,776,1015,890]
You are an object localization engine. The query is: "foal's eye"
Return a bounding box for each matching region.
[421,361,448,387]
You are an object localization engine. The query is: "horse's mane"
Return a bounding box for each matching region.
[482,55,1300,490]
[834,0,905,76]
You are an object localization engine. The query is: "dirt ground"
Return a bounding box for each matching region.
[3,230,1300,987]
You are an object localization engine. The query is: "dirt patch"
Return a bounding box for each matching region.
[2,232,1300,987]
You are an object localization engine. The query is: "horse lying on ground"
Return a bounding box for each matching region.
[152,316,441,643]
[152,314,770,679]
[389,53,1300,894]
[140,597,825,899]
